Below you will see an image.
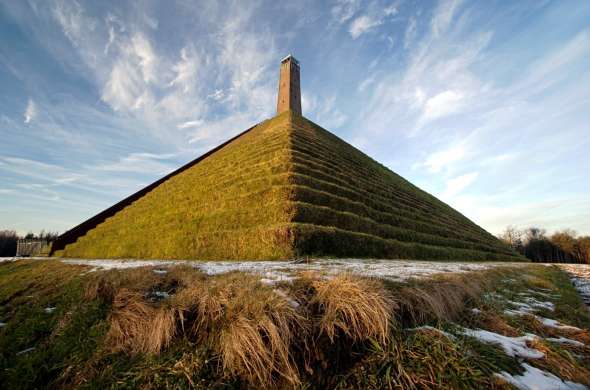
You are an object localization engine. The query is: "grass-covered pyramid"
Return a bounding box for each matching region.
[52,111,521,261]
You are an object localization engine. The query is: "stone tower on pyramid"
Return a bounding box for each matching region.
[51,56,521,261]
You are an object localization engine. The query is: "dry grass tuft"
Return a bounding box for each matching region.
[107,289,156,353]
[306,274,395,344]
[106,289,177,355]
[84,268,159,302]
[147,307,179,354]
[396,272,494,326]
[529,340,590,386]
[524,275,555,290]
[173,273,305,387]
[89,266,524,387]
[476,312,521,337]
[165,266,206,287]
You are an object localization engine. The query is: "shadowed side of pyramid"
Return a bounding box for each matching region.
[286,114,522,261]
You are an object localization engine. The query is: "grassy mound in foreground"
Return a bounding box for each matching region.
[1,260,589,389]
[55,111,522,260]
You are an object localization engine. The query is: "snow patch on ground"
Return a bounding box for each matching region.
[559,264,590,306]
[545,337,585,347]
[483,292,505,301]
[58,258,527,282]
[537,317,582,331]
[519,290,560,300]
[507,300,537,314]
[506,298,555,313]
[460,328,543,359]
[523,297,555,311]
[504,309,582,332]
[496,363,587,390]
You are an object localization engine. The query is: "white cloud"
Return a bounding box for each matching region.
[177,120,203,129]
[358,76,375,92]
[130,34,158,84]
[431,0,463,38]
[104,24,115,55]
[349,15,383,39]
[422,89,464,120]
[102,59,146,111]
[518,28,590,95]
[311,95,348,129]
[169,47,199,93]
[302,93,317,114]
[404,16,417,49]
[384,3,399,16]
[207,89,225,101]
[442,171,478,198]
[101,32,158,111]
[95,152,176,175]
[52,0,96,46]
[217,22,275,110]
[450,195,590,237]
[412,87,427,108]
[420,145,465,173]
[331,0,361,25]
[23,98,37,123]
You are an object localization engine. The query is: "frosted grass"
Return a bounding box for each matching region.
[51,258,530,283]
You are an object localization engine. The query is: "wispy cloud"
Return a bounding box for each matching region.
[94,152,177,175]
[421,89,464,121]
[431,0,462,38]
[442,171,478,198]
[417,144,465,173]
[403,16,417,49]
[23,98,37,123]
[331,0,361,25]
[349,15,383,39]
[347,1,400,39]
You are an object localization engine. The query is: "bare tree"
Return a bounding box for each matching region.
[498,225,523,250]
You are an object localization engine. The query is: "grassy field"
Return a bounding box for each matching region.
[54,111,522,260]
[1,259,589,389]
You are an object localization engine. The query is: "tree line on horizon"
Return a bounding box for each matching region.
[2,226,589,263]
[498,226,590,263]
[0,230,59,257]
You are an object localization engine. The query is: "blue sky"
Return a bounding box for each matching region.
[1,0,589,237]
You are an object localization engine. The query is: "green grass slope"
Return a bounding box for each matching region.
[288,114,522,261]
[56,111,522,260]
[57,112,297,259]
[2,261,589,388]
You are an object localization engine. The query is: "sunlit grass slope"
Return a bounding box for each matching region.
[57,111,522,260]
[57,112,297,259]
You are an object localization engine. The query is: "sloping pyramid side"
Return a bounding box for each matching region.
[56,112,298,259]
[286,115,522,261]
[56,111,522,261]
